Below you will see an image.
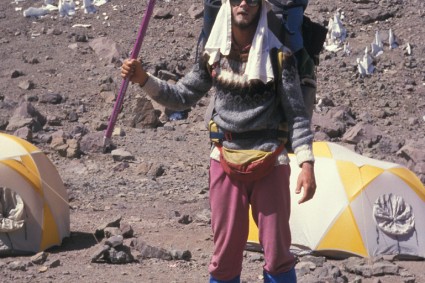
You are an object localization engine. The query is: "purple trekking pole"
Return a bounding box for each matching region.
[103,0,156,150]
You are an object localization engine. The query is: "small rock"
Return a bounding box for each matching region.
[11,70,24,78]
[68,111,78,122]
[47,115,62,126]
[148,164,165,178]
[131,238,173,261]
[80,132,107,154]
[187,4,203,19]
[120,222,134,238]
[105,235,124,248]
[14,127,32,141]
[170,249,192,261]
[95,216,122,238]
[154,8,173,19]
[91,245,110,262]
[66,139,81,158]
[18,80,35,90]
[104,227,122,238]
[107,246,134,264]
[178,214,193,225]
[299,255,326,267]
[111,148,135,162]
[38,266,49,273]
[246,252,263,263]
[39,93,63,104]
[31,251,49,265]
[8,261,27,271]
[49,259,61,268]
[112,127,125,137]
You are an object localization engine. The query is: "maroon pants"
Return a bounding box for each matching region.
[208,159,295,281]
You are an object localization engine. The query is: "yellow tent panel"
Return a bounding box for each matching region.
[316,206,367,257]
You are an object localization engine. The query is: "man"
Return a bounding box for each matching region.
[121,0,316,282]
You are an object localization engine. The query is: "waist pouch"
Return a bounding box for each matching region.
[208,121,287,181]
[216,143,285,182]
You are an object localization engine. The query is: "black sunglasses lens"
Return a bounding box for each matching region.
[230,0,260,7]
[247,0,260,6]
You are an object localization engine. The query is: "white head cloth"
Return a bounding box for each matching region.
[204,0,283,83]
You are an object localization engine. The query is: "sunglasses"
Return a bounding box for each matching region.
[229,0,261,7]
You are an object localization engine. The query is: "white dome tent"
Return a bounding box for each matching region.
[0,133,70,255]
[248,142,425,259]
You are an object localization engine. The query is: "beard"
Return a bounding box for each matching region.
[231,8,261,30]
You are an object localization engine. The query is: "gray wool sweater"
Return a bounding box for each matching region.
[141,46,314,166]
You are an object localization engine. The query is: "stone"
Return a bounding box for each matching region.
[89,37,121,64]
[371,262,399,276]
[131,238,173,261]
[47,115,62,126]
[342,122,381,145]
[6,102,46,132]
[13,127,32,141]
[153,8,172,19]
[178,214,193,225]
[187,4,203,19]
[31,251,49,265]
[66,139,81,158]
[111,148,135,162]
[119,222,134,238]
[8,261,27,271]
[11,70,24,78]
[49,259,61,268]
[104,227,122,238]
[127,96,161,129]
[105,235,124,248]
[95,216,122,238]
[91,245,110,262]
[106,246,134,264]
[300,255,326,267]
[80,132,106,154]
[18,80,35,90]
[39,93,63,104]
[170,249,192,261]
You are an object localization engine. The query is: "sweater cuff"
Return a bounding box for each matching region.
[294,144,314,167]
[139,73,161,96]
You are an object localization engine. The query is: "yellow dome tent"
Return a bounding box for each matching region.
[0,133,70,255]
[247,142,425,258]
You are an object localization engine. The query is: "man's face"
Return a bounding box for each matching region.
[231,0,261,30]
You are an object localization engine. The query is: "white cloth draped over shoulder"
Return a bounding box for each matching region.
[204,0,284,84]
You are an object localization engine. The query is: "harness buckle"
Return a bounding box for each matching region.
[224,132,232,141]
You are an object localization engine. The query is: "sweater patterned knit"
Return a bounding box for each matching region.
[142,46,314,166]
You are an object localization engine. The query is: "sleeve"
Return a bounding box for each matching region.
[141,61,213,111]
[278,49,314,166]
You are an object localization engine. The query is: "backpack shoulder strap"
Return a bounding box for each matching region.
[204,92,216,129]
[270,47,284,93]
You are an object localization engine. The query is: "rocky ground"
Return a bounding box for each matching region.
[0,0,425,282]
